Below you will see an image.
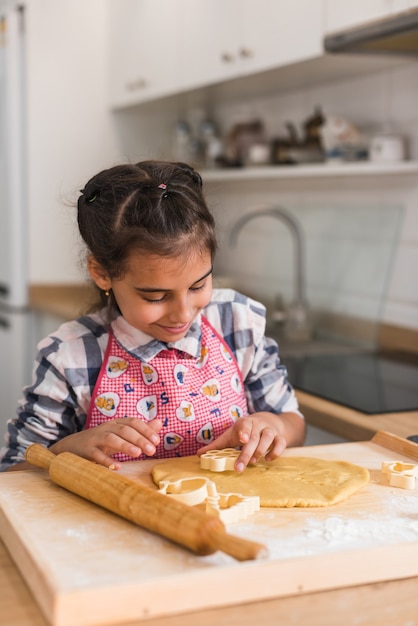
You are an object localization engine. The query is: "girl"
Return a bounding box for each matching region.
[0,161,305,473]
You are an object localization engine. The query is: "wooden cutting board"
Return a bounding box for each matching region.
[1,431,418,626]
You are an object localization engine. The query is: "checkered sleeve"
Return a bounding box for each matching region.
[205,289,302,417]
[0,315,107,471]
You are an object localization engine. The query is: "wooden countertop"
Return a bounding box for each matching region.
[29,284,418,443]
[1,532,418,625]
[2,433,418,624]
[297,390,418,442]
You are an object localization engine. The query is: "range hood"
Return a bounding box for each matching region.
[324,9,418,56]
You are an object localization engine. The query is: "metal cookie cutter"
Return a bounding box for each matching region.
[158,476,260,523]
[381,460,418,490]
[200,448,240,472]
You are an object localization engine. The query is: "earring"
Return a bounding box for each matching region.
[104,290,110,297]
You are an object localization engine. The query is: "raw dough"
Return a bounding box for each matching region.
[152,456,370,507]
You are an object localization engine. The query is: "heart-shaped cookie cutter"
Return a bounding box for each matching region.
[381,460,418,490]
[158,475,260,523]
[200,448,240,472]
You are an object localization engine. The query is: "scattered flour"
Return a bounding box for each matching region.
[210,494,418,563]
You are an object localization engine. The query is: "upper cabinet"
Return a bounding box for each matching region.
[177,0,324,92]
[325,0,418,33]
[176,0,244,91]
[238,0,324,73]
[109,0,325,109]
[108,0,181,109]
[108,0,416,111]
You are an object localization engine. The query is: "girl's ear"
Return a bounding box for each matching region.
[87,255,112,292]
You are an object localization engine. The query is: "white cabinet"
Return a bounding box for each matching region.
[177,0,243,91]
[325,0,418,33]
[325,0,392,32]
[109,0,180,108]
[110,0,324,108]
[178,0,324,91]
[392,0,418,10]
[238,0,324,74]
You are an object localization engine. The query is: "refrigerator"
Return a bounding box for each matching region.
[0,5,32,444]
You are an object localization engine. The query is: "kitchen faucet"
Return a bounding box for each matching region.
[229,206,310,341]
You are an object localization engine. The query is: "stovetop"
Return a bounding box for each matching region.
[284,350,418,415]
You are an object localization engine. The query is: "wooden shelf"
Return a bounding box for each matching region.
[202,161,418,182]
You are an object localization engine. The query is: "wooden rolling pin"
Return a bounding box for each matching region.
[25,444,267,562]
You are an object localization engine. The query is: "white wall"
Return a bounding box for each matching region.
[25,0,119,283]
[204,62,418,332]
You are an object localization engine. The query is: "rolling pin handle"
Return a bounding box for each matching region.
[25,443,56,470]
[208,527,268,561]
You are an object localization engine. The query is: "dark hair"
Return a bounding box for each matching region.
[77,160,217,311]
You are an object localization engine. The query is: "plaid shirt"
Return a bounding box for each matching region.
[0,289,302,470]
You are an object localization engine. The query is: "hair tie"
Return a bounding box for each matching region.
[158,182,169,198]
[79,188,98,203]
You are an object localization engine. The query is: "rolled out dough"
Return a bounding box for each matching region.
[152,455,370,507]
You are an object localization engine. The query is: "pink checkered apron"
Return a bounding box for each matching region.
[85,316,248,462]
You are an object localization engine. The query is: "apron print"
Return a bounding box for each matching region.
[231,373,243,394]
[95,392,120,417]
[229,404,245,421]
[141,362,158,385]
[163,432,184,451]
[176,400,196,422]
[174,363,188,386]
[136,395,158,421]
[195,344,209,369]
[196,421,214,444]
[200,378,221,402]
[106,356,129,379]
[220,343,233,363]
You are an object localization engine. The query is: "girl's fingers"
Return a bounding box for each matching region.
[90,447,122,470]
[265,435,287,461]
[248,427,276,463]
[236,424,284,471]
[119,418,162,443]
[113,419,161,453]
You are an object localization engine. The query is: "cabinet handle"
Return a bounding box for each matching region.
[239,47,253,59]
[220,52,235,63]
[126,78,147,91]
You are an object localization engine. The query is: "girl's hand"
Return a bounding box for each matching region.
[49,418,163,470]
[197,412,305,473]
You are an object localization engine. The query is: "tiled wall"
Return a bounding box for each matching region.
[204,62,418,333]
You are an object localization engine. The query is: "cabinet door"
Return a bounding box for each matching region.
[109,0,180,108]
[240,0,324,74]
[392,0,418,10]
[325,0,393,32]
[179,0,324,91]
[178,0,243,91]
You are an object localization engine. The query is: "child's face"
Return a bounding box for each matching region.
[108,249,213,342]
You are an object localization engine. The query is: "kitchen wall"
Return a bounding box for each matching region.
[23,0,119,284]
[202,62,418,334]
